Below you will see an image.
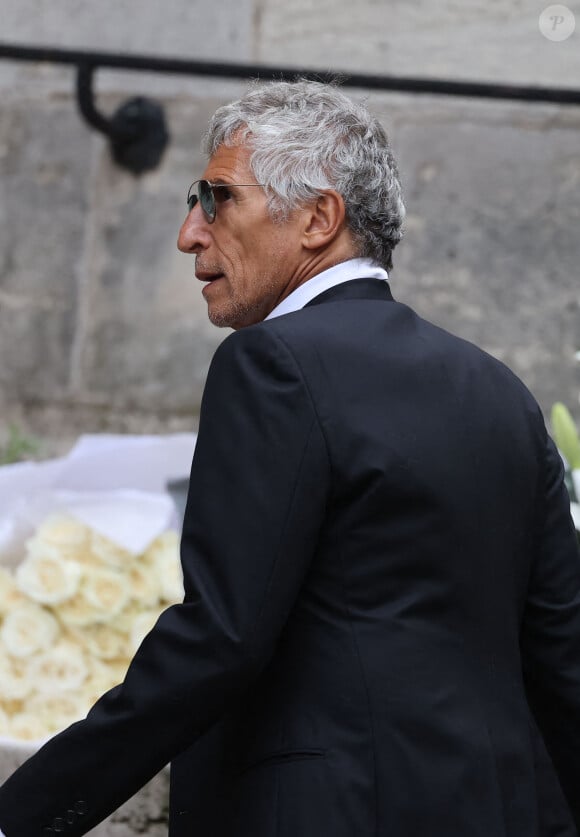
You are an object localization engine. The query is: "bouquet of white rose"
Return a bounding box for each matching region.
[0,433,196,746]
[0,514,183,742]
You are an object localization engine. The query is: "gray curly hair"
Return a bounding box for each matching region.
[203,80,405,271]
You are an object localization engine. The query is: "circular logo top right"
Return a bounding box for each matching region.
[539,4,576,41]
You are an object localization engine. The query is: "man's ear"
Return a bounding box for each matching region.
[302,190,347,250]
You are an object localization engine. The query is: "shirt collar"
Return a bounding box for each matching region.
[265,258,389,321]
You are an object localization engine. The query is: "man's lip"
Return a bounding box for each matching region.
[196,271,224,283]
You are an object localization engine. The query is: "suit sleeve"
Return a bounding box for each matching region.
[521,429,580,828]
[0,325,330,836]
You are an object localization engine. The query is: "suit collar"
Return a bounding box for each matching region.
[303,278,394,308]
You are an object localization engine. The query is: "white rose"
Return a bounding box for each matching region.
[56,591,102,627]
[70,624,129,661]
[0,567,26,616]
[1,699,25,727]
[24,536,62,563]
[143,530,180,564]
[0,602,60,658]
[129,609,163,654]
[145,532,183,603]
[126,562,160,608]
[9,712,50,742]
[0,705,9,734]
[0,653,32,700]
[106,658,130,682]
[28,641,88,695]
[90,531,135,569]
[27,691,89,732]
[113,603,142,635]
[16,553,82,605]
[159,559,184,604]
[33,514,89,561]
[83,568,130,618]
[84,658,129,703]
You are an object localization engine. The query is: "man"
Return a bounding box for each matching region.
[1,80,579,836]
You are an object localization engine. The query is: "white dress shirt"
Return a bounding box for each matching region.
[0,258,388,837]
[265,257,389,320]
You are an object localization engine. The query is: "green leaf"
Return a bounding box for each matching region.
[551,402,580,470]
[0,425,40,465]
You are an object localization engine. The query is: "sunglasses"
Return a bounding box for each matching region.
[186,179,264,223]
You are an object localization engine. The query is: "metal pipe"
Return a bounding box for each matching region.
[1,42,579,106]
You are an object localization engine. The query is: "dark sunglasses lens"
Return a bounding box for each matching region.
[186,181,216,221]
[199,181,215,221]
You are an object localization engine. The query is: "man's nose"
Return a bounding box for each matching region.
[177,205,211,254]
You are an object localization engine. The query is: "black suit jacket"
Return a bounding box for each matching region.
[1,279,579,837]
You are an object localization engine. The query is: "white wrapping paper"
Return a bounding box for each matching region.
[0,433,196,565]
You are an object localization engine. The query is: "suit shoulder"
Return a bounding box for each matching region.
[207,323,308,391]
[421,313,540,401]
[265,299,543,416]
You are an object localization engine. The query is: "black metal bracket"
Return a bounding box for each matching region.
[76,64,169,174]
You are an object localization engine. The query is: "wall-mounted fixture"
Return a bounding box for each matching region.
[76,63,169,174]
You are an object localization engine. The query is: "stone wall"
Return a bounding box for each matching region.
[1,0,579,453]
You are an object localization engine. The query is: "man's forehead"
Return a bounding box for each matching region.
[203,143,255,182]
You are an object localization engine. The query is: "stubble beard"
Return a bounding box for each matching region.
[207,272,284,330]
